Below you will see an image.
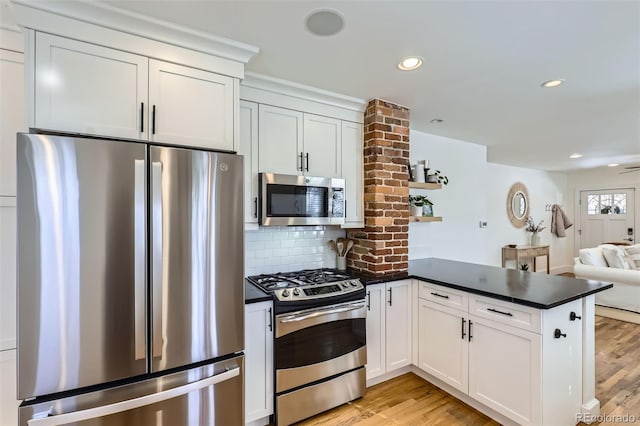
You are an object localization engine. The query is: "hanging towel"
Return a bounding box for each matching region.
[551,204,573,237]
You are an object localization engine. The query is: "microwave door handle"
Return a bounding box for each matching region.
[151,161,163,359]
[133,159,146,360]
[27,367,240,426]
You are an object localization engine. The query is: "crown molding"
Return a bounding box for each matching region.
[241,71,367,114]
[12,0,259,64]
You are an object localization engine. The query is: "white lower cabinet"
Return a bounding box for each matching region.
[365,280,412,381]
[0,198,16,352]
[0,349,18,426]
[416,281,583,426]
[244,301,274,425]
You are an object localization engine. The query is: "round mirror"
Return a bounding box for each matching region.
[507,183,529,228]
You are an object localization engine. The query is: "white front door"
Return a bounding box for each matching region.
[579,188,635,248]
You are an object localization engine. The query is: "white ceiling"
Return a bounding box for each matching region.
[31,1,640,171]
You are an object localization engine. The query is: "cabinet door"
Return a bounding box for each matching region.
[0,349,18,426]
[244,301,274,423]
[258,105,303,175]
[365,284,386,381]
[148,60,235,151]
[468,315,541,426]
[35,33,147,140]
[239,101,259,225]
[0,49,25,197]
[385,280,412,372]
[0,198,16,351]
[417,300,468,393]
[303,113,341,177]
[341,121,363,228]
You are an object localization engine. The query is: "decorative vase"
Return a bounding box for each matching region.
[530,232,540,246]
[411,205,423,217]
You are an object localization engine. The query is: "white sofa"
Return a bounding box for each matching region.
[573,245,640,313]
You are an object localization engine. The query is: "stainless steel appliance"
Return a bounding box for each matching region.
[259,173,345,226]
[247,269,366,426]
[17,133,244,425]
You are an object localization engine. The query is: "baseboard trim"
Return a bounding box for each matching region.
[595,306,640,324]
[551,264,574,275]
[578,398,601,424]
[365,365,412,388]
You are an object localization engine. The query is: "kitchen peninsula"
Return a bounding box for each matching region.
[245,258,612,426]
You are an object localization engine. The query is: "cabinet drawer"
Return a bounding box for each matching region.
[418,282,468,311]
[532,248,548,256]
[469,296,541,333]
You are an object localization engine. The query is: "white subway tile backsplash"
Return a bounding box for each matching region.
[245,226,346,275]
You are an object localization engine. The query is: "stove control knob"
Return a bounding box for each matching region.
[342,283,349,289]
[293,288,301,296]
[350,281,359,287]
[282,289,290,298]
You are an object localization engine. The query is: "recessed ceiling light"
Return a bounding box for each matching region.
[430,118,443,124]
[608,163,620,167]
[569,153,583,159]
[541,79,565,88]
[398,56,423,71]
[305,9,344,36]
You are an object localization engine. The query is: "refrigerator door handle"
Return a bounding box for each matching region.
[151,161,163,358]
[27,367,240,426]
[134,159,146,360]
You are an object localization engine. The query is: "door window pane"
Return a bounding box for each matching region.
[587,193,627,215]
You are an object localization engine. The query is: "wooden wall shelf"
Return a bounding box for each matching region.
[409,216,443,223]
[408,182,442,190]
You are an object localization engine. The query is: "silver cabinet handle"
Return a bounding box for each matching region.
[279,301,366,323]
[133,159,146,360]
[27,367,240,426]
[151,161,163,358]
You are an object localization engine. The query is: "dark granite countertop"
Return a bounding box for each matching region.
[245,280,271,304]
[406,258,612,309]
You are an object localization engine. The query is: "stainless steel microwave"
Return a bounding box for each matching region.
[259,173,345,226]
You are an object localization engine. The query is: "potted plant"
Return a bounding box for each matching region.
[426,170,449,185]
[409,195,424,217]
[525,216,546,245]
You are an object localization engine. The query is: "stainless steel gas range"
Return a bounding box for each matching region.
[247,269,367,426]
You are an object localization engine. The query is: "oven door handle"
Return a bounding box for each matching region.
[278,301,366,323]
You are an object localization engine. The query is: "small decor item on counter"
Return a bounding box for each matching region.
[525,216,546,245]
[328,237,354,271]
[520,263,529,271]
[414,163,425,183]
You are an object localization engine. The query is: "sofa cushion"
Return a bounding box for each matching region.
[623,244,640,270]
[579,247,609,267]
[599,244,630,269]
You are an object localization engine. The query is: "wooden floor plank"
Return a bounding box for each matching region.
[298,316,640,426]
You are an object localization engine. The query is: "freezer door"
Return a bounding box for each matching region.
[149,146,244,371]
[17,134,148,399]
[19,355,244,426]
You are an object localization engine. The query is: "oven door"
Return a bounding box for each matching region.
[275,300,366,393]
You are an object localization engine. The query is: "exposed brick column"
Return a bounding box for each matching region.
[347,99,410,275]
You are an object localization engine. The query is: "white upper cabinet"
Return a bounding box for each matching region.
[258,104,303,175]
[34,33,148,140]
[148,60,235,151]
[239,100,259,225]
[303,114,341,178]
[341,121,363,227]
[0,50,25,197]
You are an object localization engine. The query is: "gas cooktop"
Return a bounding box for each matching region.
[247,268,363,302]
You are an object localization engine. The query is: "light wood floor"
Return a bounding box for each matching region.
[297,316,640,426]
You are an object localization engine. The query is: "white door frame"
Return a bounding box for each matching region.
[573,183,638,255]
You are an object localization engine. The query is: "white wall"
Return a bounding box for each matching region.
[245,226,346,276]
[565,167,640,255]
[409,130,489,264]
[409,129,573,273]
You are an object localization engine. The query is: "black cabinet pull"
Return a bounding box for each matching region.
[461,317,466,339]
[468,320,473,341]
[570,311,582,321]
[152,105,156,135]
[298,152,304,171]
[268,307,273,332]
[305,153,309,172]
[554,328,566,339]
[431,292,449,299]
[366,291,371,311]
[487,307,513,317]
[253,197,258,218]
[140,102,144,133]
[388,287,393,306]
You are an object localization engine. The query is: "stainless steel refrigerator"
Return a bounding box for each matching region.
[16,133,244,425]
